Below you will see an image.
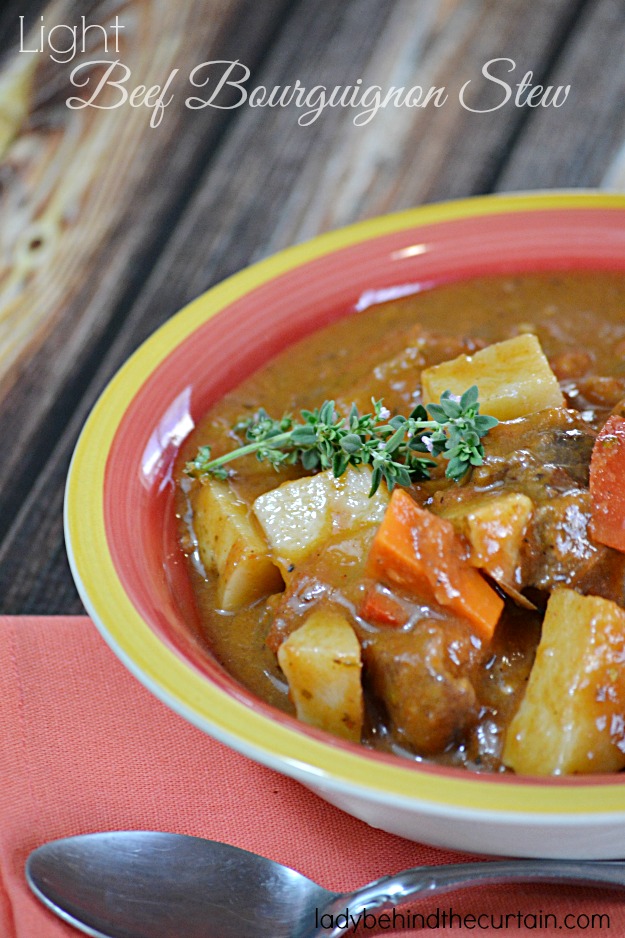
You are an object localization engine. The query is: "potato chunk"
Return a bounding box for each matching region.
[194,479,283,611]
[277,609,363,742]
[421,334,564,421]
[503,588,625,775]
[253,466,389,574]
[441,492,533,588]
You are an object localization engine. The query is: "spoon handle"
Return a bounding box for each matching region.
[310,860,625,937]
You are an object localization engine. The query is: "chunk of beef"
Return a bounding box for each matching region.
[472,407,597,494]
[363,620,482,755]
[474,410,605,592]
[521,490,605,591]
[564,376,625,411]
[549,350,593,381]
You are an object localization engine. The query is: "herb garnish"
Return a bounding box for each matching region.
[185,386,498,496]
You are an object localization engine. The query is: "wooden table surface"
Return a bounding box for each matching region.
[1,0,625,614]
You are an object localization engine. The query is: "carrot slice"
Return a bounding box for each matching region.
[590,414,625,552]
[365,488,503,641]
[360,583,409,628]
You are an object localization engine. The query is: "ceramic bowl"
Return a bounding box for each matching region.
[65,192,625,858]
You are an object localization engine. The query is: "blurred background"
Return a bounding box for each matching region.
[1,0,625,613]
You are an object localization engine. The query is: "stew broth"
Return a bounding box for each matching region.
[176,271,625,773]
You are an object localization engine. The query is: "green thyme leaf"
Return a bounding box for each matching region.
[184,387,498,493]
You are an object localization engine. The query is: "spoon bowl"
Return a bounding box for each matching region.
[26,831,625,938]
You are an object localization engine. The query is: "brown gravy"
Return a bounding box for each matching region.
[176,271,625,772]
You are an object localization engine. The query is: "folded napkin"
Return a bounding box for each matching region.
[0,616,621,938]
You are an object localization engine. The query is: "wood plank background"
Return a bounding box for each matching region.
[0,0,624,612]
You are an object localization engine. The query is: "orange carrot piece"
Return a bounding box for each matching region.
[590,414,625,552]
[360,583,409,628]
[365,488,503,641]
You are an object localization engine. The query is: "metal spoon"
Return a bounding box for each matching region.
[26,831,625,938]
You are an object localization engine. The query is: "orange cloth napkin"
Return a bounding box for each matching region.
[1,616,622,938]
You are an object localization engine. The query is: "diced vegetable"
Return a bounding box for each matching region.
[277,609,363,742]
[360,583,409,628]
[193,478,283,612]
[503,588,625,775]
[440,492,533,588]
[421,333,564,421]
[365,488,503,642]
[589,414,625,552]
[253,466,389,574]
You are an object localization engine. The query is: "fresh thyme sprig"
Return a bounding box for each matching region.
[185,386,498,496]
